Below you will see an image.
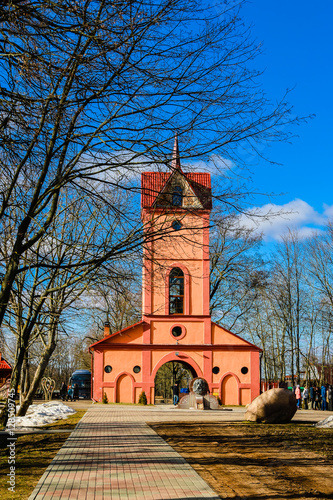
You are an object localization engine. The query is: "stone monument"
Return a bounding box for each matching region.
[177,377,219,410]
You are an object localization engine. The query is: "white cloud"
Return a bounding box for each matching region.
[323,203,333,218]
[74,149,236,191]
[239,199,330,241]
[186,155,234,175]
[73,150,333,244]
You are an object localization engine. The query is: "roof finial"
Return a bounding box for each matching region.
[171,131,181,170]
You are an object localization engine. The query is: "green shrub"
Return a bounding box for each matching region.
[138,391,147,405]
[102,392,108,404]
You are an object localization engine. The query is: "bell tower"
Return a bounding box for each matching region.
[141,134,212,343]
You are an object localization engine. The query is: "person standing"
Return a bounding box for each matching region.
[295,385,301,409]
[328,385,333,412]
[321,385,327,411]
[302,386,309,410]
[314,387,320,410]
[173,383,179,406]
[60,381,67,401]
[67,385,74,401]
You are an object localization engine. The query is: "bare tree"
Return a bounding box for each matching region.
[307,224,333,382]
[82,263,142,343]
[209,213,263,331]
[0,1,305,422]
[0,0,302,327]
[308,223,333,309]
[214,224,333,389]
[243,230,329,387]
[1,189,138,418]
[266,232,306,385]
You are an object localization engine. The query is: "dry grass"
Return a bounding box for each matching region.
[0,410,86,500]
[150,421,333,499]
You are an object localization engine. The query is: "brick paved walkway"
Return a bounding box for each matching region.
[28,405,246,499]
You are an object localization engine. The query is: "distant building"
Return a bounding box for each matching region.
[0,351,12,387]
[313,364,333,385]
[89,136,261,404]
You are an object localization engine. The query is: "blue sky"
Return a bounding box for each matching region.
[237,0,333,240]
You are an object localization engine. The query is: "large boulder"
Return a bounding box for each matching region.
[245,388,297,423]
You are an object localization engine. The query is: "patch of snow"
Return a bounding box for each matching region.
[315,415,333,428]
[9,402,76,429]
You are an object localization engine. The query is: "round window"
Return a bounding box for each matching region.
[241,366,249,375]
[212,366,220,374]
[133,365,141,374]
[169,324,186,340]
[172,220,182,231]
[104,365,112,373]
[171,326,182,337]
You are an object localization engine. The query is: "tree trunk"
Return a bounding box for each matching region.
[17,342,57,417]
[290,334,295,386]
[0,343,27,426]
[19,351,30,404]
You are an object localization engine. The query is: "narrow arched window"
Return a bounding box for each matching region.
[169,267,184,314]
[172,186,182,206]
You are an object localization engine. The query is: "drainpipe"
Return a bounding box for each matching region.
[89,349,97,402]
[259,351,263,394]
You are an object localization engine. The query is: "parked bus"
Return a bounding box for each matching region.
[69,370,91,399]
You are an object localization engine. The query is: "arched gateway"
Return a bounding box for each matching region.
[89,136,261,404]
[154,359,196,403]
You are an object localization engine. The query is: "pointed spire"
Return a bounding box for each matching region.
[171,131,181,170]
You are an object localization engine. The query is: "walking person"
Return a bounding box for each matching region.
[302,386,309,409]
[321,384,327,411]
[173,383,179,406]
[295,385,301,409]
[60,381,67,401]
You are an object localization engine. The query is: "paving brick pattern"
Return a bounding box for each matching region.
[28,405,243,499]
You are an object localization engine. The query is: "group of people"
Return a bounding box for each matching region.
[60,382,79,401]
[294,384,333,411]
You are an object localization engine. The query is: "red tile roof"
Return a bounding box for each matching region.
[141,172,212,209]
[0,357,12,370]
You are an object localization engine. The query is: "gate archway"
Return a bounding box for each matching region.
[154,360,197,404]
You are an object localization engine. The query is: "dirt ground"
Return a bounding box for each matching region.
[150,421,333,500]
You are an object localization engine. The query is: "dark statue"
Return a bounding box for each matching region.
[177,377,219,410]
